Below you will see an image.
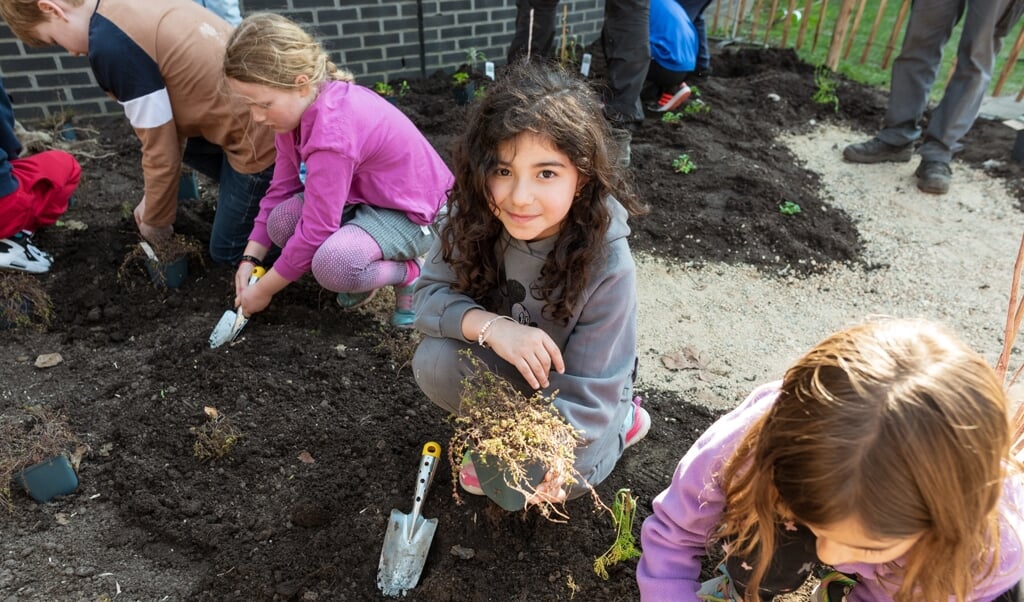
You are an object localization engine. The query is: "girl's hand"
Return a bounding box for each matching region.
[234,262,256,297]
[525,469,567,507]
[487,320,565,389]
[238,280,273,317]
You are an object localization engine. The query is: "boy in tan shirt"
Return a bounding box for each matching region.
[1,0,276,264]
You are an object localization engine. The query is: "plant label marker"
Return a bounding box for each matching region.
[580,53,592,77]
[485,61,495,80]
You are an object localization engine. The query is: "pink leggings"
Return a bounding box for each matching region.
[266,196,418,293]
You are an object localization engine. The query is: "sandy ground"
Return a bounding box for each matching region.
[635,123,1024,412]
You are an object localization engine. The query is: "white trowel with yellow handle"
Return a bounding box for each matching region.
[209,266,265,348]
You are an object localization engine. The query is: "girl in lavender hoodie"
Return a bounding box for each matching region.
[222,13,452,328]
[638,318,1024,601]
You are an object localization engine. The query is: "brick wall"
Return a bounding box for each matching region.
[0,0,605,122]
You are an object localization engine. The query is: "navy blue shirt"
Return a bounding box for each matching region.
[0,78,22,197]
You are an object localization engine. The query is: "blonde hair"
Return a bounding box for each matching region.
[0,0,85,46]
[717,319,1011,601]
[223,13,353,89]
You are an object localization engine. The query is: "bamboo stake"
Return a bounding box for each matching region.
[713,0,724,37]
[842,0,869,60]
[796,0,814,49]
[527,9,534,62]
[825,0,857,71]
[750,0,764,39]
[996,233,1024,455]
[944,56,958,89]
[734,0,748,40]
[995,23,1024,96]
[859,0,889,64]
[781,0,796,47]
[812,0,829,53]
[1017,83,1024,103]
[881,0,911,70]
[763,0,781,45]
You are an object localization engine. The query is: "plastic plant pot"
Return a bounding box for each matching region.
[178,171,200,201]
[14,453,78,503]
[452,83,475,106]
[145,255,189,289]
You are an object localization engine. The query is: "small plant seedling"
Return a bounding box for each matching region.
[191,406,244,461]
[682,99,711,116]
[373,81,395,96]
[812,64,839,113]
[464,47,486,70]
[451,71,471,88]
[672,154,696,174]
[448,350,593,520]
[594,488,642,579]
[397,80,410,97]
[473,85,487,100]
[660,111,682,124]
[779,200,802,215]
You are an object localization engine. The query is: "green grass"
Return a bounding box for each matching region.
[707,0,1024,101]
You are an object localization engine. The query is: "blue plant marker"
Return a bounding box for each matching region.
[299,162,307,184]
[15,454,79,503]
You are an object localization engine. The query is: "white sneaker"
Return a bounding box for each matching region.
[0,232,53,274]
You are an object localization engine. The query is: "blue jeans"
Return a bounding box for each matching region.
[183,137,273,265]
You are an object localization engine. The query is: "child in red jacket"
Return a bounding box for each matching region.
[0,78,80,274]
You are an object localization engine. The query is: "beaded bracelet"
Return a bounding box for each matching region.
[477,315,516,348]
[239,254,265,268]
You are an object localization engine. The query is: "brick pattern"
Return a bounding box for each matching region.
[0,0,604,122]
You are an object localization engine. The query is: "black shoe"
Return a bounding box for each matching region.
[842,137,913,164]
[915,160,951,194]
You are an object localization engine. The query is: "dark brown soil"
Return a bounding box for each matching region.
[2,47,1021,601]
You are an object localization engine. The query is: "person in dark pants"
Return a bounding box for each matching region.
[507,0,650,128]
[842,0,1024,195]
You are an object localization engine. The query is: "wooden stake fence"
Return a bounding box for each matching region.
[859,0,889,64]
[995,23,1024,96]
[881,0,911,69]
[812,0,829,52]
[841,0,869,60]
[796,0,814,49]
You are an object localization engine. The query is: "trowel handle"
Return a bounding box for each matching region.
[248,266,266,285]
[410,442,441,521]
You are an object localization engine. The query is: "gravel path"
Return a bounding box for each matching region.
[635,123,1024,411]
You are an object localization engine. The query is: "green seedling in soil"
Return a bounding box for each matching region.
[464,47,486,70]
[0,273,53,331]
[397,80,410,97]
[448,349,595,520]
[812,64,840,113]
[191,406,243,461]
[373,81,395,96]
[682,99,711,116]
[661,111,682,124]
[672,153,696,174]
[594,488,642,579]
[779,200,803,216]
[116,234,204,289]
[473,85,487,100]
[0,406,86,511]
[451,71,471,88]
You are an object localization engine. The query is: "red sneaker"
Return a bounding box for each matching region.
[625,396,651,449]
[656,83,692,112]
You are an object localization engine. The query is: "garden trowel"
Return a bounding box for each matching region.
[208,266,265,348]
[377,441,441,597]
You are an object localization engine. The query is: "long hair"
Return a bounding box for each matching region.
[717,319,1011,601]
[442,60,645,324]
[223,13,353,90]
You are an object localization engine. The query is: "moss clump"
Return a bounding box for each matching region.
[0,272,53,331]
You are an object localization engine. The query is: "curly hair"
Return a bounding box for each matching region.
[442,60,645,323]
[715,318,1012,601]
